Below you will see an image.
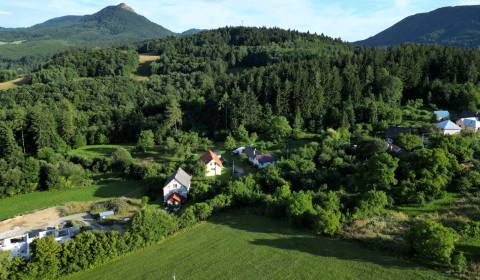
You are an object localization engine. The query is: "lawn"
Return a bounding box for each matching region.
[395,193,461,216]
[65,212,451,280]
[0,76,29,91]
[0,179,145,221]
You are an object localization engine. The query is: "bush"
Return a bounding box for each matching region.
[129,208,178,246]
[451,251,467,273]
[353,190,388,219]
[313,207,341,236]
[111,148,133,172]
[406,220,458,266]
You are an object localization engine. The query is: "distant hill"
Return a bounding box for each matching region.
[0,3,175,61]
[181,29,204,36]
[357,5,480,48]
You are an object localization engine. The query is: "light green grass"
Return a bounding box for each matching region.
[395,193,461,216]
[68,144,134,158]
[65,212,451,280]
[0,179,145,221]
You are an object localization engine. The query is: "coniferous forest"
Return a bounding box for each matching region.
[1,27,480,279]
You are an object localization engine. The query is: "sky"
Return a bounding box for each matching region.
[0,0,479,41]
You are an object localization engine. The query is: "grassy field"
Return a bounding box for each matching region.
[0,179,145,221]
[395,193,461,216]
[65,212,451,280]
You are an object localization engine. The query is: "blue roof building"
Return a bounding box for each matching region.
[436,120,461,135]
[434,111,450,121]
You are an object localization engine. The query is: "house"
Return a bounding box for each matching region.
[434,111,450,122]
[436,120,462,135]
[163,168,192,205]
[200,150,223,177]
[245,147,276,169]
[457,118,480,132]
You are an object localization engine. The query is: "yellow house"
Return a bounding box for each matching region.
[200,150,223,177]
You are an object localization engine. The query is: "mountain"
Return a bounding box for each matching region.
[0,3,175,61]
[181,29,204,36]
[357,5,480,48]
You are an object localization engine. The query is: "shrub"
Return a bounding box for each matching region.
[129,208,178,246]
[406,220,458,266]
[313,207,341,236]
[451,251,467,273]
[353,190,388,219]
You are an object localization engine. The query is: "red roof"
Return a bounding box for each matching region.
[200,150,223,168]
[167,193,185,203]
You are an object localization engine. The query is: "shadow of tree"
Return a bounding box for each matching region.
[210,211,443,274]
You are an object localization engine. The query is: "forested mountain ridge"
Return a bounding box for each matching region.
[357,5,480,48]
[0,3,174,65]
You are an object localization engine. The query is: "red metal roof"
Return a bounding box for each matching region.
[200,150,223,168]
[167,193,185,203]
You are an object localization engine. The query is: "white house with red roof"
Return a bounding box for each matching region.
[163,168,192,205]
[200,150,223,177]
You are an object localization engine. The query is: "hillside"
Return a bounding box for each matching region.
[0,3,174,62]
[65,213,450,280]
[357,5,480,48]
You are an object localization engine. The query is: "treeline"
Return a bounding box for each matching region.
[0,27,480,199]
[0,70,17,82]
[31,48,139,84]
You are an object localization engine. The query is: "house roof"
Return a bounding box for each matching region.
[256,153,276,164]
[456,111,479,120]
[434,111,450,119]
[463,118,480,129]
[200,150,223,167]
[167,193,185,203]
[165,168,192,189]
[386,127,411,139]
[245,147,256,159]
[436,120,461,130]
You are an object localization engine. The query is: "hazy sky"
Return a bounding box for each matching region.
[0,0,479,41]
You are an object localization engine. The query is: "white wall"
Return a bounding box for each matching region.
[163,179,188,201]
[205,160,222,177]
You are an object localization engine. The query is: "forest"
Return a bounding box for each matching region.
[0,27,480,279]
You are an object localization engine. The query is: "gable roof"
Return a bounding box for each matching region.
[434,111,450,119]
[245,147,256,159]
[456,111,479,120]
[165,168,192,188]
[436,120,461,130]
[200,150,223,167]
[463,118,480,129]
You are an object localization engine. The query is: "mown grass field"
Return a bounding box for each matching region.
[0,76,29,90]
[0,179,145,221]
[65,212,451,280]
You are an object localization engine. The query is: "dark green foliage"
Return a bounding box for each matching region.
[136,130,155,152]
[451,251,467,273]
[353,190,389,219]
[0,70,17,82]
[358,153,398,192]
[129,208,178,246]
[406,220,458,266]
